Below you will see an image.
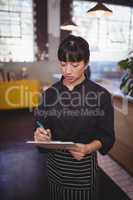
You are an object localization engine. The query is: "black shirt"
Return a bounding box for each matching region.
[35,76,115,155]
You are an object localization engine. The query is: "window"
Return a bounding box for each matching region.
[72,1,133,77]
[0,0,34,62]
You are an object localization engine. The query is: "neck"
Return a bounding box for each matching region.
[63,74,85,91]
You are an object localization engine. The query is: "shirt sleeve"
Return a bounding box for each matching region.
[94,90,115,155]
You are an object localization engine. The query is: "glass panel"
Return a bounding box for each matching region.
[72,1,133,76]
[0,0,34,62]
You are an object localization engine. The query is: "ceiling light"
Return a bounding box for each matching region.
[60,19,77,31]
[87,2,112,17]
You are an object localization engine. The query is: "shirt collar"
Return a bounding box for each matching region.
[59,73,89,91]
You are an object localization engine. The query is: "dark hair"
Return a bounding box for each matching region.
[58,35,90,64]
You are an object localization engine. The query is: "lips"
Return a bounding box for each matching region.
[64,76,74,80]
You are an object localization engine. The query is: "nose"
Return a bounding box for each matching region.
[65,64,72,74]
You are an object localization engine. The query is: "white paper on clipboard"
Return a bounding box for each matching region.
[26,141,76,150]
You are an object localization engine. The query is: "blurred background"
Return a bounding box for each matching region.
[0,1,133,200]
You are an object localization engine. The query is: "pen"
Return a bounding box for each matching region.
[36,121,44,128]
[36,121,49,136]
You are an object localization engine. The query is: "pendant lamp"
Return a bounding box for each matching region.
[60,1,77,31]
[60,19,77,31]
[87,2,112,17]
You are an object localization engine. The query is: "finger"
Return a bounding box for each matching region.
[75,143,82,147]
[34,130,50,141]
[68,146,80,152]
[35,135,50,142]
[69,150,83,157]
[69,150,82,155]
[69,143,83,149]
[70,151,83,160]
[46,129,52,138]
[37,128,49,136]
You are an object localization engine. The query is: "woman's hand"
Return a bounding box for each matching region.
[69,143,91,161]
[69,140,102,160]
[34,127,52,142]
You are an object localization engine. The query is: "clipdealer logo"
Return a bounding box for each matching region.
[4,85,129,115]
[5,85,41,107]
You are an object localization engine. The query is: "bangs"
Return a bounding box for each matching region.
[58,35,90,64]
[58,49,84,62]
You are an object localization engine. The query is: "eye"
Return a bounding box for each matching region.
[60,62,66,67]
[71,63,79,68]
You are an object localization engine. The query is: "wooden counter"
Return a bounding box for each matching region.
[110,96,133,175]
[97,79,133,175]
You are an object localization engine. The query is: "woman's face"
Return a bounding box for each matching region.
[59,60,86,84]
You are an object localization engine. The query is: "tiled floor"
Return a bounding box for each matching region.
[98,153,133,200]
[0,109,132,200]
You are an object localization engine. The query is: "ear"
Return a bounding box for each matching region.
[84,64,88,70]
[84,65,87,70]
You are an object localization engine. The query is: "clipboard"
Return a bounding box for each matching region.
[26,140,76,150]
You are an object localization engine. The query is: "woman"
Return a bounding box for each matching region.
[34,35,115,200]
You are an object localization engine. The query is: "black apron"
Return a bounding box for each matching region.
[47,150,98,200]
